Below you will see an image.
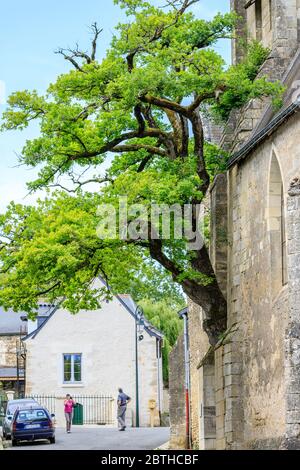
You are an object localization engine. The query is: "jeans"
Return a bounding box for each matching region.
[117,405,127,429]
[65,412,72,431]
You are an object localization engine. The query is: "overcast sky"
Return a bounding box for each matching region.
[0,0,230,212]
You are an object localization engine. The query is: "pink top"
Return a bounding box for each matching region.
[64,400,74,413]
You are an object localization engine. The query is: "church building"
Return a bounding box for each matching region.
[170,0,300,450]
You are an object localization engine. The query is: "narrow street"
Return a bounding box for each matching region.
[6,426,170,451]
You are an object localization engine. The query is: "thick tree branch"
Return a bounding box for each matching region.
[180,115,189,157]
[147,235,226,344]
[164,109,182,154]
[189,110,210,194]
[188,87,227,113]
[113,144,168,157]
[64,128,173,162]
[139,94,188,116]
[134,105,146,134]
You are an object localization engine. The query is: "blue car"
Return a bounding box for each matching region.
[2,399,38,440]
[11,406,55,446]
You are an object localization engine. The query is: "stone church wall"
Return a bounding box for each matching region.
[226,111,300,448]
[169,334,186,449]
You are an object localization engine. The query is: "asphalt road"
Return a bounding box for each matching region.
[7,426,170,451]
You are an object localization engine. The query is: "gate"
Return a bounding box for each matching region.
[72,395,114,425]
[25,394,114,425]
[25,394,56,415]
[0,391,7,427]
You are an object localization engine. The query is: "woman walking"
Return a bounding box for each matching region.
[64,394,75,433]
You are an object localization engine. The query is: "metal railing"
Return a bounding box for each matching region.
[0,395,7,427]
[25,394,114,425]
[71,395,114,425]
[25,394,56,416]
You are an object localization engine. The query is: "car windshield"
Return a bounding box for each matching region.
[16,409,48,422]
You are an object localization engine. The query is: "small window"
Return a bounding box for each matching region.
[63,354,82,383]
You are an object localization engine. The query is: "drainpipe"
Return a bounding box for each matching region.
[156,338,162,423]
[135,305,145,428]
[178,307,191,449]
[135,312,140,428]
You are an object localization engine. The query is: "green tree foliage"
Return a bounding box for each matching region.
[0,0,284,343]
[140,298,184,383]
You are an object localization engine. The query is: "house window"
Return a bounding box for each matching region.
[63,354,82,383]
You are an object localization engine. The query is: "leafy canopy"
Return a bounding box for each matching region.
[0,0,284,319]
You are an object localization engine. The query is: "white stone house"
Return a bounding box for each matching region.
[23,281,164,428]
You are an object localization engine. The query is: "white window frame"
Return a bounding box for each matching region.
[63,353,82,384]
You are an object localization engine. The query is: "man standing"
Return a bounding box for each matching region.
[117,388,131,431]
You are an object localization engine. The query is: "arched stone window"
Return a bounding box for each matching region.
[269,154,287,292]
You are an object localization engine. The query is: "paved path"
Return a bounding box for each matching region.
[7,426,170,451]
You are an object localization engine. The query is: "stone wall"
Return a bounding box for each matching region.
[210,174,228,297]
[230,0,247,65]
[169,334,186,449]
[215,346,225,450]
[199,352,216,450]
[186,107,300,451]
[0,336,17,368]
[188,301,210,449]
[284,177,300,449]
[186,174,228,449]
[226,111,300,449]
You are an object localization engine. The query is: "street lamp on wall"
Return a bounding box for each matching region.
[135,305,145,428]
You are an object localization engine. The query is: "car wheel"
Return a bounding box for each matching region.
[49,437,56,444]
[11,439,18,447]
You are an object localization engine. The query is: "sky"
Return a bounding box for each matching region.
[0,0,230,212]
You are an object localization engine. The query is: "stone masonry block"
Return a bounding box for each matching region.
[225,374,241,387]
[286,411,300,424]
[287,393,300,411]
[216,438,226,450]
[216,400,225,418]
[216,389,224,404]
[224,362,242,376]
[224,384,240,399]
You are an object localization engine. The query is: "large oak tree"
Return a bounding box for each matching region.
[0,0,283,344]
